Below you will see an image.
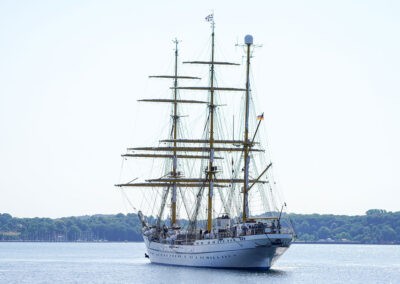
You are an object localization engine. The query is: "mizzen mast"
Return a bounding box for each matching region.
[243,35,253,223]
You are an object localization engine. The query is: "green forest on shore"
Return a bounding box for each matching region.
[1,209,399,244]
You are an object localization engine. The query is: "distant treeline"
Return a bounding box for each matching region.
[0,213,143,242]
[291,209,400,244]
[0,209,399,244]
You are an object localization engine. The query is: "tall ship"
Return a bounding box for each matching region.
[116,16,295,270]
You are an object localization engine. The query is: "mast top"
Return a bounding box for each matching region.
[205,13,214,24]
[245,35,253,45]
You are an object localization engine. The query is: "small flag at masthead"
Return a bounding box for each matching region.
[205,14,214,22]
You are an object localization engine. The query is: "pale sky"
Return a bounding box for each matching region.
[1,0,399,218]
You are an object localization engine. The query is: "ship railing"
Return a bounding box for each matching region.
[217,230,232,239]
[173,233,196,245]
[174,239,196,245]
[238,224,267,236]
[278,227,292,234]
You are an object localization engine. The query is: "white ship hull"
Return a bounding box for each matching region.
[144,233,292,270]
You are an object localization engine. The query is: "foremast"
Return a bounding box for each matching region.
[117,40,201,227]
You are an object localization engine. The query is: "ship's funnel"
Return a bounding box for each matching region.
[244,34,253,45]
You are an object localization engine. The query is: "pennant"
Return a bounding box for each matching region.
[205,14,214,22]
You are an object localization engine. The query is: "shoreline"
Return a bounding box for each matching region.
[0,240,398,245]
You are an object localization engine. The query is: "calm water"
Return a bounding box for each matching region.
[0,242,399,283]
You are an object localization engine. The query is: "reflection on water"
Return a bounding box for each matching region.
[0,243,399,283]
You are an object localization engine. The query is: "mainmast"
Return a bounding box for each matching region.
[243,35,253,223]
[207,19,216,232]
[171,39,179,226]
[175,16,247,230]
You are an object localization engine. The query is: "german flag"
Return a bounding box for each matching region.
[256,113,264,121]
